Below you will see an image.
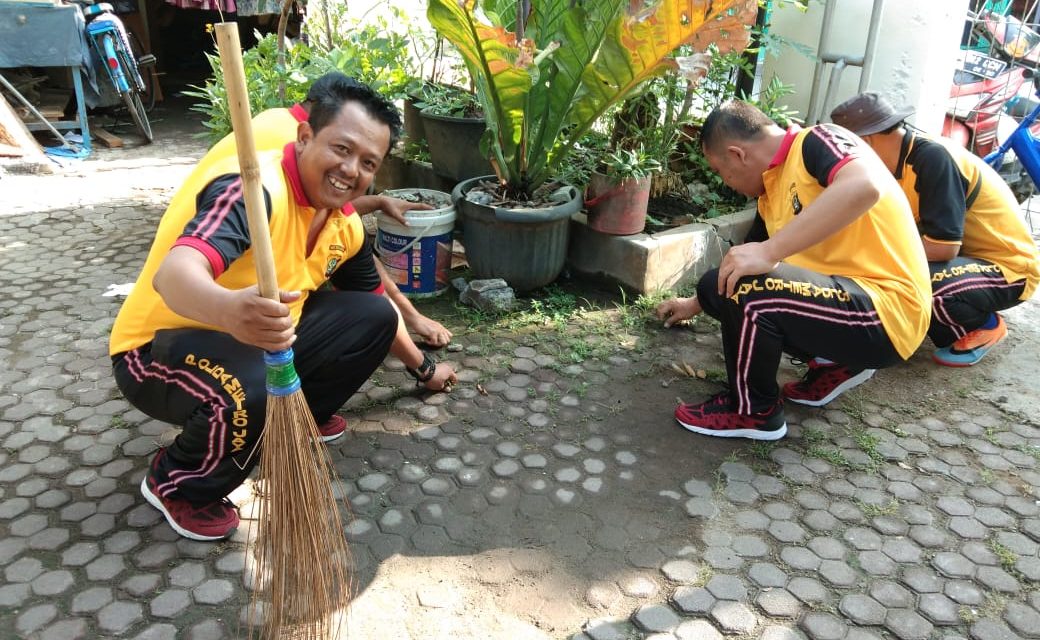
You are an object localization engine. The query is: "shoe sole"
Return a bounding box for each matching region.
[319,431,345,443]
[676,418,788,441]
[140,477,233,542]
[786,369,876,407]
[932,331,1007,367]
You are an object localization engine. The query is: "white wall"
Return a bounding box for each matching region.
[761,0,970,134]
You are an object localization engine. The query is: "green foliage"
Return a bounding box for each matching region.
[427,0,757,199]
[601,147,662,181]
[185,7,423,144]
[183,31,316,144]
[412,83,483,118]
[553,131,609,191]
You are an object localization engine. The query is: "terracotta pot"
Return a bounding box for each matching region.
[585,172,651,235]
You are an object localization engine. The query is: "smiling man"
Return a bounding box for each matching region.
[110,77,456,541]
[655,100,931,441]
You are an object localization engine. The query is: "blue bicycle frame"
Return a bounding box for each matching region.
[985,88,1040,190]
[84,9,139,95]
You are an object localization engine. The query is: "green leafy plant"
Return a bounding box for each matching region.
[186,7,422,144]
[183,31,316,144]
[601,147,662,181]
[427,0,758,200]
[412,83,484,118]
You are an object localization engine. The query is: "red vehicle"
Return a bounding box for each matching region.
[942,58,1028,157]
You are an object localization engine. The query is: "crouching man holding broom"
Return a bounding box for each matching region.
[109,78,457,541]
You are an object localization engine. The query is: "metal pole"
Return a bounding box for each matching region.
[806,0,837,124]
[859,0,886,91]
[0,71,72,148]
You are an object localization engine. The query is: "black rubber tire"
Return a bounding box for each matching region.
[113,45,152,143]
[122,89,153,143]
[126,30,156,112]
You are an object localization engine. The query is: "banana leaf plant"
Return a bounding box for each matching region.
[427,0,758,201]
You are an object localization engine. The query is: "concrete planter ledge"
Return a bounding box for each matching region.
[567,206,757,294]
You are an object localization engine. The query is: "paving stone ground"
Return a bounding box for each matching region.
[1,100,1038,639]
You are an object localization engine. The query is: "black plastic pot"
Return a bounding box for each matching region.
[420,110,494,181]
[403,97,425,144]
[452,176,583,292]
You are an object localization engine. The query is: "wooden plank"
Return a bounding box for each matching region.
[93,127,124,148]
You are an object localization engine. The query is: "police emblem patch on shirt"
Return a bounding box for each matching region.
[325,257,339,277]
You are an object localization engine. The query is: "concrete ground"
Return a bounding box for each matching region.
[0,99,1038,640]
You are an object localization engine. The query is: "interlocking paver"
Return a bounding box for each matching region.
[5,139,1040,640]
[709,600,757,635]
[800,612,847,640]
[884,608,934,640]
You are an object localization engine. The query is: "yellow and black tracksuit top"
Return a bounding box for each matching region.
[758,125,932,360]
[894,130,1039,300]
[160,105,306,235]
[109,141,376,356]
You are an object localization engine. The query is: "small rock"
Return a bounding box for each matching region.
[468,278,509,293]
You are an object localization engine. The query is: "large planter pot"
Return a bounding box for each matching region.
[402,97,425,144]
[584,171,651,235]
[420,110,494,181]
[452,176,583,292]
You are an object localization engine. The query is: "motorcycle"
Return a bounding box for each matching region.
[943,9,1040,194]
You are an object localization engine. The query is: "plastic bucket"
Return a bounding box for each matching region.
[375,189,456,298]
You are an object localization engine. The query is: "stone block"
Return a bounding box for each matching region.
[567,208,756,294]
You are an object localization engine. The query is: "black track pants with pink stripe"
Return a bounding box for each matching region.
[112,290,397,505]
[927,256,1026,348]
[696,264,903,415]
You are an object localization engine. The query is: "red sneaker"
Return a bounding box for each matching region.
[675,393,787,441]
[317,414,346,442]
[782,360,875,407]
[140,476,239,541]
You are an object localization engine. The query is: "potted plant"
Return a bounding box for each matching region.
[428,0,757,291]
[414,83,495,181]
[585,146,662,235]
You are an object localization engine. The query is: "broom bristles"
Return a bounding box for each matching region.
[249,389,354,639]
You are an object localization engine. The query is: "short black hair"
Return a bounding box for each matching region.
[700,100,776,154]
[306,72,402,154]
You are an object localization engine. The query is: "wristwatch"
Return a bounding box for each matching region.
[406,352,437,384]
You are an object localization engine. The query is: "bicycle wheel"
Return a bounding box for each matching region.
[115,48,153,142]
[127,29,156,111]
[122,89,153,143]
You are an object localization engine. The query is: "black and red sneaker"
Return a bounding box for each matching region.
[782,360,875,407]
[140,475,239,541]
[674,393,787,441]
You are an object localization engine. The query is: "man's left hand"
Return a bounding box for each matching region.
[375,195,434,226]
[718,241,780,297]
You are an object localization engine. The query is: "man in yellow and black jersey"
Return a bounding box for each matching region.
[831,92,1039,367]
[175,72,455,349]
[110,76,457,541]
[655,100,930,441]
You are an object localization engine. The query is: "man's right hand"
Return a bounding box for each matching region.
[223,286,301,352]
[655,296,703,328]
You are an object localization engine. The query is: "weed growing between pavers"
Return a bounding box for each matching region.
[988,539,1020,574]
[960,592,1008,623]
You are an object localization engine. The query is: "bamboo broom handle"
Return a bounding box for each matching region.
[214,23,279,302]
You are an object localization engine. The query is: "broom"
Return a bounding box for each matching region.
[214,22,353,639]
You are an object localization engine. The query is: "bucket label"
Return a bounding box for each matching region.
[377,230,453,297]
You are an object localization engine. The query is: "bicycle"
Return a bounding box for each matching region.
[75,0,155,142]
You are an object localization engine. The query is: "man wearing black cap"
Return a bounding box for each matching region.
[831,92,1039,366]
